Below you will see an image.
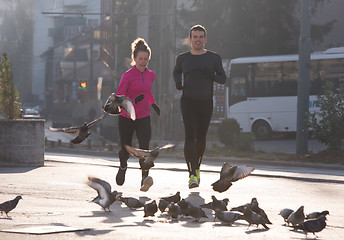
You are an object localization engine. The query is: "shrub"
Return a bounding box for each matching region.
[233,132,255,152]
[0,53,21,119]
[308,81,344,150]
[217,118,241,147]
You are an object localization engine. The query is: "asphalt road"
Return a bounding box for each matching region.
[0,153,343,239]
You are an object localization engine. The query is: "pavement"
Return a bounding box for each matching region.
[1,149,344,239]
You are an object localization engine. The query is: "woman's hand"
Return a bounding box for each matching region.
[151,104,160,116]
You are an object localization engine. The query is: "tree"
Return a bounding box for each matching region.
[178,0,335,59]
[0,53,21,119]
[309,81,344,150]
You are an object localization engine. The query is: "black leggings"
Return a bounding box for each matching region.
[118,115,151,169]
[180,95,213,176]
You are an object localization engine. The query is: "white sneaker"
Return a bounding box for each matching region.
[140,176,153,192]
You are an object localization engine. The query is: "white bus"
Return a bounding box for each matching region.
[226,47,344,139]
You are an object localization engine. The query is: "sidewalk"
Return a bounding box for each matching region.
[1,152,343,239]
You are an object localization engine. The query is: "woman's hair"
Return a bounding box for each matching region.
[131,38,151,60]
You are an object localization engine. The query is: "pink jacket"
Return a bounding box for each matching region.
[116,66,156,119]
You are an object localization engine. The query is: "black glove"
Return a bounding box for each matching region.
[152,103,160,116]
[176,81,183,90]
[135,94,144,104]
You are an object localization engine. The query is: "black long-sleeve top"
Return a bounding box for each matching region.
[173,50,226,99]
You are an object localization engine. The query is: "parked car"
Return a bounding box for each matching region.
[23,108,41,119]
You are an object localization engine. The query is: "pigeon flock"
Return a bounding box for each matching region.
[22,93,326,237]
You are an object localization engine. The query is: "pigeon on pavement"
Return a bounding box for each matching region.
[87,177,117,211]
[306,210,329,220]
[200,195,229,211]
[177,199,191,217]
[189,204,208,222]
[167,202,181,220]
[211,162,254,193]
[49,114,106,144]
[102,93,136,120]
[161,191,181,203]
[231,197,258,213]
[144,200,158,217]
[279,208,294,223]
[214,210,243,225]
[158,199,169,214]
[243,206,269,229]
[124,144,175,170]
[0,196,22,217]
[287,206,305,227]
[294,215,327,237]
[249,198,272,224]
[116,195,144,209]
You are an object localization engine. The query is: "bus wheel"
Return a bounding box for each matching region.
[253,120,272,140]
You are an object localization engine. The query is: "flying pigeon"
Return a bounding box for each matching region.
[306,210,329,220]
[158,199,169,214]
[279,208,294,223]
[161,191,181,203]
[167,202,181,220]
[116,195,144,209]
[211,162,254,193]
[214,210,243,225]
[189,204,208,222]
[87,177,117,211]
[49,114,106,144]
[124,143,175,170]
[200,195,229,211]
[0,196,22,217]
[243,206,269,229]
[287,206,305,227]
[294,215,327,237]
[177,199,191,217]
[144,200,158,217]
[102,93,136,120]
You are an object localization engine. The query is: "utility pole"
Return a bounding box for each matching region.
[296,0,311,154]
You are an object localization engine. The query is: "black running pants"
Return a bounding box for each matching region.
[180,95,213,176]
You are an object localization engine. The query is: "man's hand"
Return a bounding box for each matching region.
[151,104,160,116]
[135,94,144,104]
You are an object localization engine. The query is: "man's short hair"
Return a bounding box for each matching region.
[189,24,207,38]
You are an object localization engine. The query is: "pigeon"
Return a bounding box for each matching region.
[0,196,22,217]
[200,195,229,211]
[214,209,243,225]
[287,206,305,227]
[248,198,272,224]
[243,206,269,229]
[102,93,136,120]
[231,197,258,213]
[115,195,144,209]
[158,199,169,214]
[161,191,181,203]
[167,202,181,219]
[177,199,191,217]
[49,114,106,144]
[144,200,158,217]
[189,204,208,222]
[124,143,175,170]
[306,210,329,220]
[87,177,117,211]
[211,162,254,193]
[279,208,294,223]
[294,215,327,237]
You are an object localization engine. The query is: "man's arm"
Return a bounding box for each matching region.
[214,54,227,84]
[173,55,183,90]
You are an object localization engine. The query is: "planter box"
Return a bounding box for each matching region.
[0,119,45,167]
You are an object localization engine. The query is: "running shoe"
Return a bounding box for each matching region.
[116,166,127,186]
[188,175,199,189]
[195,169,200,184]
[140,176,153,192]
